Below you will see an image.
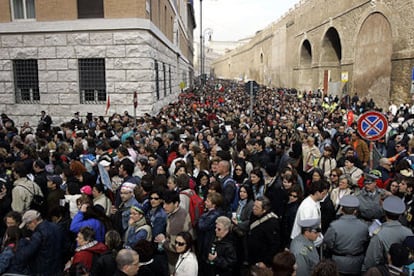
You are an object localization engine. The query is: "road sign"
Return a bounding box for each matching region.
[245,80,259,96]
[357,111,388,141]
[341,71,348,83]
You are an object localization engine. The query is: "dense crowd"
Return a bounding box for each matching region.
[1,79,414,276]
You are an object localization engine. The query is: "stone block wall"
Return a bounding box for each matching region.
[212,0,414,108]
[0,29,185,126]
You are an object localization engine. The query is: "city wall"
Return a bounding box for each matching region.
[212,0,414,108]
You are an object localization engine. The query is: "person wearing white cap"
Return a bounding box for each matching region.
[362,196,413,272]
[111,181,139,235]
[17,210,63,274]
[324,195,369,275]
[289,218,321,276]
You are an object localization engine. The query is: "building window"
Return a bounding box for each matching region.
[78,58,106,104]
[169,65,172,94]
[77,0,104,19]
[163,63,167,97]
[11,0,36,20]
[155,60,160,100]
[13,59,39,104]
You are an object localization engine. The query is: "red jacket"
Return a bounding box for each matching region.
[72,241,108,271]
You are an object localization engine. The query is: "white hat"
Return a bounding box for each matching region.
[121,182,136,193]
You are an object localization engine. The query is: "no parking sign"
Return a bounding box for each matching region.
[357,111,388,141]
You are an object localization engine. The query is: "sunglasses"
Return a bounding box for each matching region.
[175,241,186,246]
[150,197,160,200]
[330,174,337,177]
[311,227,322,233]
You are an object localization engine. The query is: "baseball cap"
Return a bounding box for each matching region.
[46,175,63,186]
[19,210,40,229]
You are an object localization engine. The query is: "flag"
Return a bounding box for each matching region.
[133,91,138,109]
[105,95,110,115]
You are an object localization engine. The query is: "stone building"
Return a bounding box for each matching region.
[0,0,196,126]
[212,0,414,109]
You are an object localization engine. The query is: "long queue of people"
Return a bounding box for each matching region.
[1,79,414,276]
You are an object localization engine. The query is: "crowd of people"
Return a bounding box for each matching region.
[1,79,414,275]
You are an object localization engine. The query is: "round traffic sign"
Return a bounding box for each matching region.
[357,111,388,141]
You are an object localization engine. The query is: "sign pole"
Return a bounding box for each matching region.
[133,91,138,128]
[369,141,374,170]
[250,81,253,120]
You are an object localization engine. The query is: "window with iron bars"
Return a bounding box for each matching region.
[163,62,167,97]
[78,58,106,104]
[169,65,172,94]
[155,60,160,100]
[13,59,40,104]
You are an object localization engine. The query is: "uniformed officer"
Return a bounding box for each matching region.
[289,218,321,276]
[362,196,413,272]
[356,173,387,222]
[324,195,369,275]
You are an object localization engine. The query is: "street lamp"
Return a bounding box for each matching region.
[203,28,213,81]
[200,0,203,91]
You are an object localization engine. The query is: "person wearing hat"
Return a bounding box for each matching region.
[289,218,321,276]
[362,196,413,272]
[356,173,389,222]
[111,181,139,236]
[124,204,152,248]
[324,195,369,275]
[17,210,63,275]
[46,174,65,211]
[70,111,83,130]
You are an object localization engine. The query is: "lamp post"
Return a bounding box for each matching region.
[203,28,213,81]
[199,0,203,93]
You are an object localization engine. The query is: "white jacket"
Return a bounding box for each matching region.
[174,250,198,276]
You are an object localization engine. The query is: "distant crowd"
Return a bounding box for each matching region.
[1,79,414,275]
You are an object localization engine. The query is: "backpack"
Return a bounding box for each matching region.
[17,183,45,214]
[180,190,204,227]
[223,178,240,212]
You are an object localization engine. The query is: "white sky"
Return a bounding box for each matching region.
[193,0,301,41]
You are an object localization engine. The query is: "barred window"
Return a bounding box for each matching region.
[155,60,160,100]
[163,63,167,97]
[13,59,40,104]
[169,65,172,94]
[78,58,106,104]
[77,0,104,19]
[11,0,36,20]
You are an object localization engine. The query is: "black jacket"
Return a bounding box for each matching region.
[247,212,280,266]
[16,220,63,274]
[205,233,237,276]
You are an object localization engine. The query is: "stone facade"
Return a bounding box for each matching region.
[212,0,414,109]
[0,0,195,126]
